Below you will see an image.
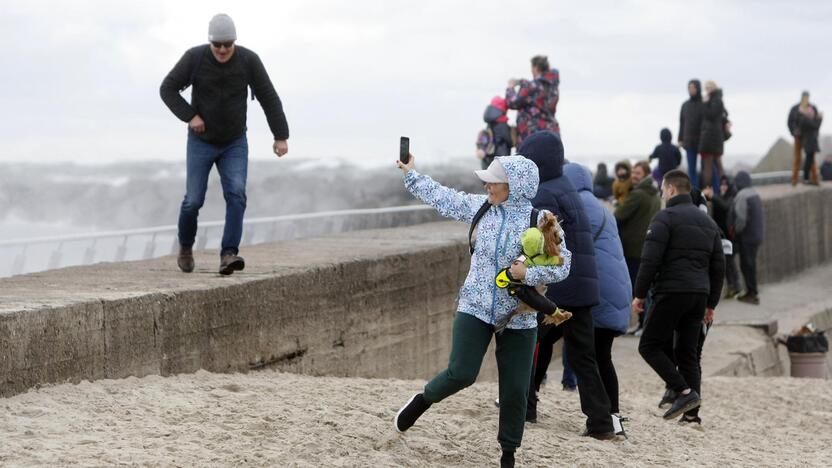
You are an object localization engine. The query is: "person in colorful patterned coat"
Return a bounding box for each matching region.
[506,55,560,146]
[393,155,572,468]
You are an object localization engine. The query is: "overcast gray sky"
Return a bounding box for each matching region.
[1,0,830,168]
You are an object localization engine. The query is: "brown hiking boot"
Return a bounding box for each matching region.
[219,254,245,275]
[178,247,194,273]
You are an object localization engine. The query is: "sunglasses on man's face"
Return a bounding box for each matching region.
[211,41,234,49]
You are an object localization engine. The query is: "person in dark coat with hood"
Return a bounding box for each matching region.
[506,55,560,146]
[679,79,704,189]
[702,176,741,297]
[730,171,765,305]
[517,131,617,440]
[699,81,728,193]
[593,163,614,200]
[649,128,683,187]
[477,96,514,169]
[564,162,633,433]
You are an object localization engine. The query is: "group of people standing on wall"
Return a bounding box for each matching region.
[679,79,732,193]
[591,78,734,202]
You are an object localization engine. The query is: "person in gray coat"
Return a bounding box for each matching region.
[730,171,764,305]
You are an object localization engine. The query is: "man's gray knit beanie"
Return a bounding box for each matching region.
[208,14,237,42]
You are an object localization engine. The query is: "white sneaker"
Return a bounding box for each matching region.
[611,413,627,438]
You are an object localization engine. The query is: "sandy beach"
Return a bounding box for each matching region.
[2,335,831,467]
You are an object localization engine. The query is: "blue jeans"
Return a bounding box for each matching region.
[178,132,248,256]
[685,147,699,189]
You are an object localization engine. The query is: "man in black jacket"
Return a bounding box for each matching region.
[518,131,616,440]
[160,13,289,275]
[634,170,725,421]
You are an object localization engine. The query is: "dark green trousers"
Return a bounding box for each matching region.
[423,312,537,451]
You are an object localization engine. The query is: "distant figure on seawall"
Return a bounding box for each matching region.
[160,13,290,275]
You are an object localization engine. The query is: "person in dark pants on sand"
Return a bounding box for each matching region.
[635,170,725,422]
[517,131,619,441]
[160,14,289,275]
[392,155,572,468]
[730,171,765,305]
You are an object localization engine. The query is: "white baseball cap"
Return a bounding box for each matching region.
[474,159,508,183]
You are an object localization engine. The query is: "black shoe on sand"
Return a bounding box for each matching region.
[659,388,678,409]
[663,390,701,420]
[394,393,431,433]
[581,428,624,441]
[219,254,245,275]
[500,450,515,468]
[525,406,537,424]
[679,414,702,425]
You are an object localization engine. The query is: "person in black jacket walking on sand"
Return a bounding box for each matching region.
[635,170,725,422]
[160,13,289,275]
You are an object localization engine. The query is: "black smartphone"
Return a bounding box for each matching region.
[399,136,410,164]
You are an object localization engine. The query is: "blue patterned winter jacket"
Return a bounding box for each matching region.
[403,155,572,330]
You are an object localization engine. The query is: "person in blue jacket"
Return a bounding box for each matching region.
[392,154,572,468]
[518,131,617,439]
[562,162,633,433]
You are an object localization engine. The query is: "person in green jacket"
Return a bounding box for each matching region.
[614,160,661,332]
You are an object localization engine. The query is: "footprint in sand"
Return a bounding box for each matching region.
[221,383,243,393]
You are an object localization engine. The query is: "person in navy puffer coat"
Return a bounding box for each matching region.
[518,130,615,438]
[562,162,632,421]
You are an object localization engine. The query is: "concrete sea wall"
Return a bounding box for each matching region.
[2,183,831,397]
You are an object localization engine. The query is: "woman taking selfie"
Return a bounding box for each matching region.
[392,154,572,468]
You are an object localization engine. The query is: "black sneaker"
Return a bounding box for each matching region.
[658,388,678,409]
[663,390,701,420]
[679,414,702,425]
[394,393,431,433]
[500,450,515,468]
[581,428,624,441]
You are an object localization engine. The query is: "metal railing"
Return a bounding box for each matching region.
[0,170,796,279]
[0,205,438,278]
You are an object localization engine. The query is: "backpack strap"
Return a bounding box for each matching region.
[468,201,492,254]
[530,208,540,229]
